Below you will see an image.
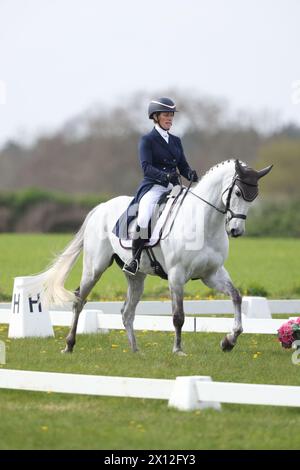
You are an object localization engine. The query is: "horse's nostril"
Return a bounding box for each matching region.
[230,228,242,238]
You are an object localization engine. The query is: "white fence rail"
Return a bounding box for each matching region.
[1,369,300,410]
[195,381,300,408]
[1,299,300,315]
[1,298,299,336]
[0,369,173,400]
[0,309,290,334]
[96,313,284,334]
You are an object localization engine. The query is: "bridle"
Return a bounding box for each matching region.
[159,173,257,240]
[188,174,258,221]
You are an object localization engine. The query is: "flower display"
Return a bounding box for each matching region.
[277,318,300,349]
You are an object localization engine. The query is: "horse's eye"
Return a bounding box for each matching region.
[235,189,241,197]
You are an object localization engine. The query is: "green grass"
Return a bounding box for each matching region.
[0,235,299,301]
[0,325,300,449]
[0,235,300,449]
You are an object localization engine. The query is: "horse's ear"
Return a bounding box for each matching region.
[257,164,273,179]
[235,159,247,176]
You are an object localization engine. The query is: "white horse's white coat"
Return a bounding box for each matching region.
[34,159,271,353]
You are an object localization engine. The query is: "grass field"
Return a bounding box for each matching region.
[0,235,300,449]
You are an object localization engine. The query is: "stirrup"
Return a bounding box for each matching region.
[122,258,139,275]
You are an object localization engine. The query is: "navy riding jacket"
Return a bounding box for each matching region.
[139,127,191,187]
[112,127,193,238]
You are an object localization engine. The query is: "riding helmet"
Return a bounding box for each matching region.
[148,97,178,119]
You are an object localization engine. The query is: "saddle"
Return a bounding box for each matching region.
[115,185,184,280]
[119,184,183,249]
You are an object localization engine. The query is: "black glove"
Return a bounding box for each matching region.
[168,173,180,186]
[187,169,199,182]
[161,172,170,186]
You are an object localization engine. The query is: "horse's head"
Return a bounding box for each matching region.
[222,159,273,237]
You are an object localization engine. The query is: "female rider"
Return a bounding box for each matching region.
[119,97,199,275]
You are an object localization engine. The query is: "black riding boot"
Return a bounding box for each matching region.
[123,236,147,276]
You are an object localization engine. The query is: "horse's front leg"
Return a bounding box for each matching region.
[168,267,186,355]
[203,266,243,351]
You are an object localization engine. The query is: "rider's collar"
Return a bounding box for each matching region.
[155,124,169,142]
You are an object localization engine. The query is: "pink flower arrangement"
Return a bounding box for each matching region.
[277,317,300,349]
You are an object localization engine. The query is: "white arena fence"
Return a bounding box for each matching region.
[0,298,299,337]
[1,369,300,411]
[2,298,299,315]
[1,294,300,411]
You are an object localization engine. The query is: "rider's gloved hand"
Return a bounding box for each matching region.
[187,169,199,182]
[168,173,180,186]
[161,172,170,186]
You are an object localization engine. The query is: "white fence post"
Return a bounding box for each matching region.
[168,376,221,411]
[242,296,271,319]
[77,309,101,334]
[0,341,5,364]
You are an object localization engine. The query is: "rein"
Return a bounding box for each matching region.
[159,172,257,240]
[159,178,193,240]
[188,174,257,220]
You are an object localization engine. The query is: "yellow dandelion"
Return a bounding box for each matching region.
[41,426,48,432]
[111,344,119,348]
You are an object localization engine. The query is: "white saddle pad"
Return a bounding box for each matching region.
[119,185,184,249]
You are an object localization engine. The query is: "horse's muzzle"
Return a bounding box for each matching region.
[230,228,243,238]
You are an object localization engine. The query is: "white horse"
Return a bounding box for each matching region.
[35,159,272,354]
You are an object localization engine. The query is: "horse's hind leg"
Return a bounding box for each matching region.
[122,271,146,352]
[63,287,88,353]
[168,266,186,355]
[63,242,113,353]
[202,266,243,352]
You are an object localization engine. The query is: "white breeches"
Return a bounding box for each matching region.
[137,183,173,229]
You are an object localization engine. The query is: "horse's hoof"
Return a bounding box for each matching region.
[220,336,235,352]
[61,347,72,354]
[133,349,145,356]
[174,350,187,356]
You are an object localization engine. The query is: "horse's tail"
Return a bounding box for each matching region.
[33,207,98,306]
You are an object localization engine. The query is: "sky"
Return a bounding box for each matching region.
[0,0,300,145]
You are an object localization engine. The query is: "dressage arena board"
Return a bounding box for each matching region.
[0,309,295,334]
[1,299,300,410]
[1,369,300,410]
[0,298,299,335]
[1,298,300,315]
